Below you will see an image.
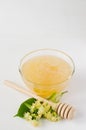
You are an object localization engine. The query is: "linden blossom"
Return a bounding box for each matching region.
[15,97,61,126]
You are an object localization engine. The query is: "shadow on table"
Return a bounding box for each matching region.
[63,71,86,124]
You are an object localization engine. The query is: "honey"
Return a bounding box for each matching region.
[21,55,72,98]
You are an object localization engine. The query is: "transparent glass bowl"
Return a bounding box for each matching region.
[19,49,75,98]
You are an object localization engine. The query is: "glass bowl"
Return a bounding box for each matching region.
[19,49,75,98]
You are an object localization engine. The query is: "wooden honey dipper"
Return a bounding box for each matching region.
[4,80,75,120]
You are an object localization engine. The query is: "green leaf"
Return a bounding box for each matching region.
[47,91,68,103]
[24,103,31,109]
[15,98,36,118]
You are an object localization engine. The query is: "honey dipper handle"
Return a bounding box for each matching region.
[4,80,34,97]
[4,80,56,107]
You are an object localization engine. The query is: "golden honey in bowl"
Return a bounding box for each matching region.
[20,50,74,98]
